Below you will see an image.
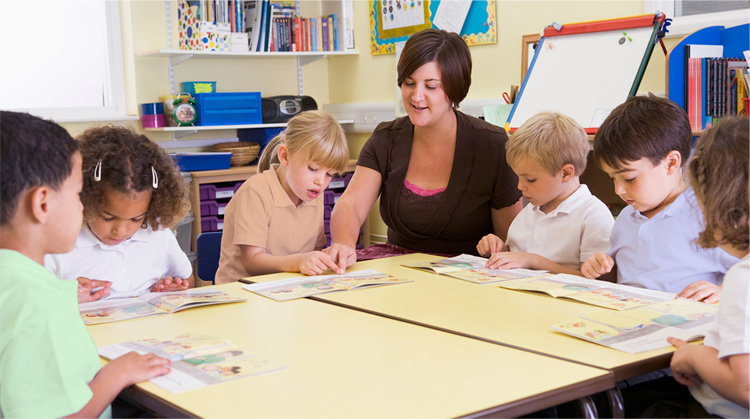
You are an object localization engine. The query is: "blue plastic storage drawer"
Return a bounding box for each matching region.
[194,92,262,126]
[171,152,231,171]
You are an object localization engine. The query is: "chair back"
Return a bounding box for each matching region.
[196,231,223,283]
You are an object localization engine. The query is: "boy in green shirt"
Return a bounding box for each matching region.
[0,111,171,417]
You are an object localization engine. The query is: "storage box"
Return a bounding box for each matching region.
[182,81,216,95]
[201,216,224,232]
[194,92,262,126]
[231,32,249,52]
[200,200,229,216]
[199,183,240,200]
[177,0,230,51]
[171,152,231,172]
[327,172,353,190]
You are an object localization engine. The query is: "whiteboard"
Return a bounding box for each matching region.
[508,25,656,131]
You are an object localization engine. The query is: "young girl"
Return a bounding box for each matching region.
[665,116,749,418]
[215,110,349,283]
[45,125,194,300]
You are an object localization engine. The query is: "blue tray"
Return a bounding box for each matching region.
[171,152,232,172]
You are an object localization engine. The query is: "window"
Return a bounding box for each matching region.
[645,1,749,37]
[0,1,127,122]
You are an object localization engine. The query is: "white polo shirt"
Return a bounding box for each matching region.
[45,226,192,299]
[610,188,737,292]
[505,184,614,269]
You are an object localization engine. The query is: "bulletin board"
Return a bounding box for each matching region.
[508,14,665,133]
[370,0,496,55]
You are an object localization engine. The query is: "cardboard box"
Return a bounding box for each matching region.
[231,32,249,52]
[178,0,230,51]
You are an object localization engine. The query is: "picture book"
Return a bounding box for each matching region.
[242,269,412,301]
[98,334,286,393]
[551,299,718,354]
[498,274,674,310]
[80,289,246,325]
[402,254,549,284]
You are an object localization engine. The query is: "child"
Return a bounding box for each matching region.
[667,116,749,418]
[581,96,737,302]
[215,110,349,283]
[45,125,194,299]
[0,111,170,417]
[476,112,614,276]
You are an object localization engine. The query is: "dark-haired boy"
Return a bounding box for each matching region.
[581,96,737,303]
[0,111,170,417]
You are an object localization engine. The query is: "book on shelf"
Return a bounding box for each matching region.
[498,274,675,311]
[402,254,549,284]
[98,334,286,393]
[551,298,717,354]
[243,269,412,301]
[243,0,263,51]
[79,289,246,325]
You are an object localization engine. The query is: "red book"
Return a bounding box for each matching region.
[294,17,301,52]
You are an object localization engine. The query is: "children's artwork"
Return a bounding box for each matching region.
[402,254,549,284]
[498,274,674,310]
[242,269,412,301]
[98,334,286,393]
[551,299,718,354]
[80,289,246,325]
[370,0,497,55]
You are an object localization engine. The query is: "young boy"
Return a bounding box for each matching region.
[476,112,614,276]
[581,96,737,302]
[0,111,171,417]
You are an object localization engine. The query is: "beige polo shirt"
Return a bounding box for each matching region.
[215,166,326,284]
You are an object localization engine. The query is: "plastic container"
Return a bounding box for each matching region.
[194,92,262,126]
[181,81,217,95]
[141,114,166,128]
[200,200,229,216]
[199,184,237,200]
[327,172,353,190]
[201,215,224,232]
[171,152,231,172]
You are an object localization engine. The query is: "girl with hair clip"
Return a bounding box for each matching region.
[214,110,349,283]
[45,125,193,301]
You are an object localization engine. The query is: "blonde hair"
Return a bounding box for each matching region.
[257,110,349,174]
[506,111,589,176]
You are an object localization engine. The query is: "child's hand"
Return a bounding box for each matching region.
[323,243,356,273]
[581,252,614,279]
[676,281,721,304]
[300,251,341,275]
[487,252,535,270]
[667,337,703,386]
[477,234,504,258]
[76,276,111,303]
[150,275,190,292]
[103,351,171,386]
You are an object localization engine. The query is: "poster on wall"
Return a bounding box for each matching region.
[370,0,497,55]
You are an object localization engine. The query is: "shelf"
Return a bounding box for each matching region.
[137,49,359,66]
[145,120,354,139]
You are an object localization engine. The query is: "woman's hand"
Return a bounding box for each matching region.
[324,243,356,274]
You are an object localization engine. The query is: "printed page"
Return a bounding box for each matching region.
[98,334,240,361]
[565,282,674,310]
[444,267,549,284]
[138,289,246,313]
[551,299,717,354]
[500,275,606,298]
[402,254,489,273]
[332,270,412,290]
[80,298,168,325]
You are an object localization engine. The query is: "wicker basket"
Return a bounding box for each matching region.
[211,142,261,166]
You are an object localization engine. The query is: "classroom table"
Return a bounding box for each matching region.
[244,254,677,382]
[87,283,614,418]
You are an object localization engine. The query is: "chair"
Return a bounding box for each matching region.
[196,231,223,284]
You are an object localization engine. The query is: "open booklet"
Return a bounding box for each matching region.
[98,334,286,393]
[498,274,676,310]
[243,269,412,302]
[402,254,549,284]
[80,289,246,325]
[551,299,718,354]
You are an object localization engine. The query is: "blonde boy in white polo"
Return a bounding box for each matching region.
[476,112,614,276]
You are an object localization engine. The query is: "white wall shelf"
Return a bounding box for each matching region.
[146,120,354,139]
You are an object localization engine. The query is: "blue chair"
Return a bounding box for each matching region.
[196,231,223,284]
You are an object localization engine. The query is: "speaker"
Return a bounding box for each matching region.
[261,95,318,123]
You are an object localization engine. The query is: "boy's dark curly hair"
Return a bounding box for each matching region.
[77,125,189,230]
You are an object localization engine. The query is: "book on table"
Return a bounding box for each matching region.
[498,274,675,310]
[402,254,549,284]
[242,269,412,301]
[79,289,246,325]
[98,333,286,393]
[551,298,717,354]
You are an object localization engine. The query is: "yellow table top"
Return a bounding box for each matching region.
[88,282,612,418]
[246,254,675,381]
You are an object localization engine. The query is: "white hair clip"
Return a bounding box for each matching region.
[94,160,102,182]
[151,166,159,189]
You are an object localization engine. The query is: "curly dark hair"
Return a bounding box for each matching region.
[688,116,749,251]
[77,125,188,229]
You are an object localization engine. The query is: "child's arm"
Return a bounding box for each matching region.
[76,277,111,303]
[64,352,171,418]
[486,252,583,276]
[150,274,194,292]
[676,281,721,303]
[581,252,617,281]
[476,234,505,258]
[240,244,342,276]
[668,337,749,408]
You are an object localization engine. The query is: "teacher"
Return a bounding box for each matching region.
[327,28,522,269]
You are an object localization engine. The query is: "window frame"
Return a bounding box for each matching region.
[645,0,749,38]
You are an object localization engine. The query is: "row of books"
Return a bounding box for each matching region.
[192,0,246,33]
[684,44,749,131]
[243,0,348,52]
